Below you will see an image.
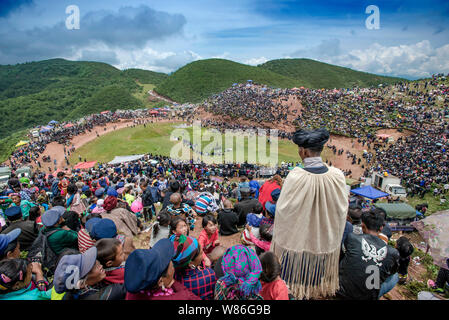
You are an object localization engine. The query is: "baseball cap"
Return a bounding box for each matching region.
[90,218,117,240]
[41,208,64,227]
[124,239,174,293]
[0,229,21,256]
[4,206,22,218]
[53,247,98,294]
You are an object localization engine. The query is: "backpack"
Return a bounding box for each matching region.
[28,228,60,276]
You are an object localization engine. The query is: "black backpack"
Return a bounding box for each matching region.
[28,228,60,276]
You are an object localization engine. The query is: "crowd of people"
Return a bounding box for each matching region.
[7,109,178,171]
[194,75,449,189]
[0,127,447,301]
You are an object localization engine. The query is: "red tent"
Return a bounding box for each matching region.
[150,110,159,115]
[101,111,110,114]
[64,123,74,128]
[74,161,97,170]
[376,134,391,139]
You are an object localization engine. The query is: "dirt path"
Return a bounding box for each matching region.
[148,90,176,104]
[31,118,175,173]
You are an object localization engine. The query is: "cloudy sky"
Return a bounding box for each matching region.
[0,0,448,79]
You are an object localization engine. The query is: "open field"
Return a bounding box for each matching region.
[69,121,337,165]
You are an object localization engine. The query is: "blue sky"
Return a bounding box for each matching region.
[0,0,448,79]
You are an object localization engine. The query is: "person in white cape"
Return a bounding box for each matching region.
[271,128,348,300]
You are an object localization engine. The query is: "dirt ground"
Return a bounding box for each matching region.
[22,117,175,173]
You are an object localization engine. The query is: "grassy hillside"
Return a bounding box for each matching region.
[155,59,305,103]
[0,58,165,162]
[122,68,169,85]
[259,58,406,88]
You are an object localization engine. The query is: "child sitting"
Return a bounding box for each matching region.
[217,200,239,236]
[259,251,289,300]
[167,193,196,231]
[169,217,189,237]
[396,236,414,284]
[245,223,273,256]
[96,238,125,284]
[149,209,171,248]
[241,203,264,244]
[198,215,223,268]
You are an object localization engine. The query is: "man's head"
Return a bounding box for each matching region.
[361,209,384,234]
[169,180,180,193]
[57,172,65,179]
[169,193,182,206]
[292,128,329,160]
[347,205,362,225]
[223,199,233,209]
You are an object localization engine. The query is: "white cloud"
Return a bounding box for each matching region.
[244,56,268,65]
[292,40,449,79]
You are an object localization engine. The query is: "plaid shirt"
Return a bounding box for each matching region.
[174,267,216,300]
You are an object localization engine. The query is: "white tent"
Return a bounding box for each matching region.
[108,154,145,165]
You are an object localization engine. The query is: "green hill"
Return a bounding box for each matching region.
[0,58,162,162]
[155,59,305,103]
[122,68,168,85]
[258,58,405,89]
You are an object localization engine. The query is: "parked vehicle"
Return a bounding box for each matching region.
[371,171,407,199]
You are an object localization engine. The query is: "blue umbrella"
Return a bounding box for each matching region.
[48,120,58,125]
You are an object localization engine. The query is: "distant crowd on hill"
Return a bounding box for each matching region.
[7,109,173,171]
[190,74,449,195]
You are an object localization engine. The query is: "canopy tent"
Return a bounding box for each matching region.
[15,140,29,147]
[149,110,159,114]
[48,120,58,125]
[64,123,74,128]
[374,203,416,220]
[73,161,97,170]
[108,154,145,165]
[40,126,53,132]
[101,110,110,114]
[376,133,391,139]
[350,185,389,199]
[411,210,449,270]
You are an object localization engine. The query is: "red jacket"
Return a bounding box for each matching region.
[125,281,201,300]
[104,267,125,284]
[258,181,281,208]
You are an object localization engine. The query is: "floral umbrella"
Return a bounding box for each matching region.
[411,210,449,270]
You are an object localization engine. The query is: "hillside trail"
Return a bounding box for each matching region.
[148,90,176,104]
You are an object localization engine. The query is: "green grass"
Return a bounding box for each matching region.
[406,192,449,215]
[69,122,338,166]
[259,58,406,89]
[155,59,304,103]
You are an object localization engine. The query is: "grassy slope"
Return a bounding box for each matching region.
[155,59,305,103]
[121,68,169,85]
[0,59,169,162]
[259,58,406,88]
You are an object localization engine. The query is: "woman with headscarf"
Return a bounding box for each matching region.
[214,244,263,300]
[101,194,139,238]
[169,234,216,300]
[66,184,86,216]
[271,128,348,300]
